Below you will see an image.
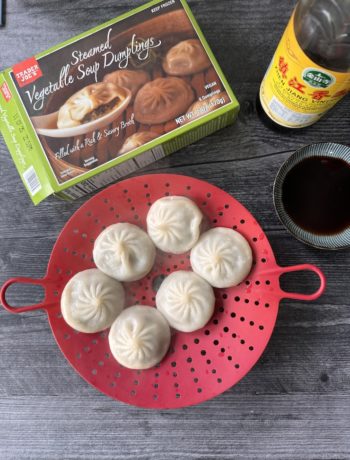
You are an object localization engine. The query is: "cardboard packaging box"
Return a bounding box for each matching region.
[0,0,239,205]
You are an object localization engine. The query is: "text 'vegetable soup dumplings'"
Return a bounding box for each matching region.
[108,306,171,370]
[61,268,125,333]
[190,227,253,288]
[156,271,215,332]
[93,223,156,282]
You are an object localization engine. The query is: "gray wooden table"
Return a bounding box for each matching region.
[1,1,349,459]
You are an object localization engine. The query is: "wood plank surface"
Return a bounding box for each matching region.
[0,0,349,459]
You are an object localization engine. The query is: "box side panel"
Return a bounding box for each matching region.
[0,73,54,204]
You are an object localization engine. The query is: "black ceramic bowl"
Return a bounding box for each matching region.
[273,142,350,250]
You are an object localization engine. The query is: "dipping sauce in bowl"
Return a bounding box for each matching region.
[282,156,350,235]
[274,143,350,249]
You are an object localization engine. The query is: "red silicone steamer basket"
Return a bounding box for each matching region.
[0,174,326,409]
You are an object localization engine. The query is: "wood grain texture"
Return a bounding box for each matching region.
[0,0,350,459]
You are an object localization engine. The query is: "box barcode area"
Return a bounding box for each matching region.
[62,145,166,199]
[23,166,41,196]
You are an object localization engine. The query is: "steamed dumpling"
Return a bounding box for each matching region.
[61,268,125,333]
[147,196,203,254]
[103,69,150,99]
[156,271,215,332]
[119,131,158,154]
[93,223,156,282]
[163,39,211,76]
[57,82,126,129]
[109,305,171,369]
[190,227,253,288]
[134,77,194,124]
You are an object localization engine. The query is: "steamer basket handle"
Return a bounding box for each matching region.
[0,277,57,313]
[277,264,326,301]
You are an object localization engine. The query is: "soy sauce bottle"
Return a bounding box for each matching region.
[259,0,350,129]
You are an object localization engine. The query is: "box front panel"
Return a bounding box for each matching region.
[8,0,233,189]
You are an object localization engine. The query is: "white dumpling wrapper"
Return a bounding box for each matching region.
[156,270,215,332]
[190,227,253,288]
[147,196,203,254]
[109,305,171,370]
[93,223,156,282]
[61,268,125,333]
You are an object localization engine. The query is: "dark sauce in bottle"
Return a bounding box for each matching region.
[282,156,350,235]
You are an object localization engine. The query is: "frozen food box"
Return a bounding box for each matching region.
[0,0,239,204]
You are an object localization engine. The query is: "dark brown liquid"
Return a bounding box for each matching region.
[282,156,350,235]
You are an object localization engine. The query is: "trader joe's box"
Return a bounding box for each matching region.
[0,0,239,205]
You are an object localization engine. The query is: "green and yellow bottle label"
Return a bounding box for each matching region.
[260,11,350,128]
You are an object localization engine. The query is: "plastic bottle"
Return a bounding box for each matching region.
[259,0,350,128]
